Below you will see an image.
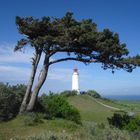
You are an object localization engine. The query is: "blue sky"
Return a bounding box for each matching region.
[0,0,140,96]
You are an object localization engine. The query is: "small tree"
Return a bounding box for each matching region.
[15,12,140,112]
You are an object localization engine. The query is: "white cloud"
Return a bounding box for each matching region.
[0,65,30,82]
[0,43,73,84]
[48,68,72,82]
[0,65,84,85]
[0,43,34,64]
[0,43,55,65]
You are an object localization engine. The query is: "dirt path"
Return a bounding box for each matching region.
[90,97,121,111]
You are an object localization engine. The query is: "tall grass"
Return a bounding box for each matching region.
[12,121,139,140]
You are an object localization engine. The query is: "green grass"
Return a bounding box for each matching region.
[116,100,140,114]
[67,95,118,123]
[0,94,140,140]
[0,117,134,140]
[0,116,81,140]
[97,98,127,109]
[68,95,140,122]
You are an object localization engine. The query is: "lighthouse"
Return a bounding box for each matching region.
[72,67,80,95]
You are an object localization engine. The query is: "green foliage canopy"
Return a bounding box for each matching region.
[15,12,140,72]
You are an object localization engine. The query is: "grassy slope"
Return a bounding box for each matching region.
[0,94,139,140]
[68,95,140,121]
[0,117,81,140]
[67,95,117,123]
[97,98,127,109]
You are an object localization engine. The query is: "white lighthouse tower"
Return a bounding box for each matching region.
[72,67,80,95]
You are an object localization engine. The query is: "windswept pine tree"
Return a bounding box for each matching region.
[15,12,140,112]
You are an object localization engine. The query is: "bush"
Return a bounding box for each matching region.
[0,83,26,121]
[108,113,140,131]
[60,104,81,124]
[60,90,77,97]
[108,113,128,129]
[39,93,81,124]
[124,116,140,131]
[87,90,101,98]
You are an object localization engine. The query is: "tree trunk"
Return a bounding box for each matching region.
[26,55,49,112]
[19,51,41,114]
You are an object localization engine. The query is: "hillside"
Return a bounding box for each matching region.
[67,95,123,123]
[0,94,140,140]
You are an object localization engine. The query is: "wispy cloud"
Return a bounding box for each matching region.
[0,43,55,65]
[0,43,36,83]
[0,43,34,64]
[48,68,72,82]
[0,64,72,84]
[0,65,30,82]
[0,43,72,84]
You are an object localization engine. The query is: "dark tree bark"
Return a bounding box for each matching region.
[19,50,42,113]
[26,55,49,111]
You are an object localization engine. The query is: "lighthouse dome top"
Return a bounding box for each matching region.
[73,67,78,72]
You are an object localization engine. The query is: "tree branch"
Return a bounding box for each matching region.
[49,57,97,65]
[49,46,91,57]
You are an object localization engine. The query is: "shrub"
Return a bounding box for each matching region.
[80,91,87,94]
[60,104,81,124]
[108,113,128,129]
[60,90,77,97]
[87,90,101,98]
[39,93,81,124]
[0,83,26,121]
[108,113,140,131]
[124,116,140,131]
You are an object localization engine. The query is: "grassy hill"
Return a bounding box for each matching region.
[67,95,120,123]
[0,94,139,140]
